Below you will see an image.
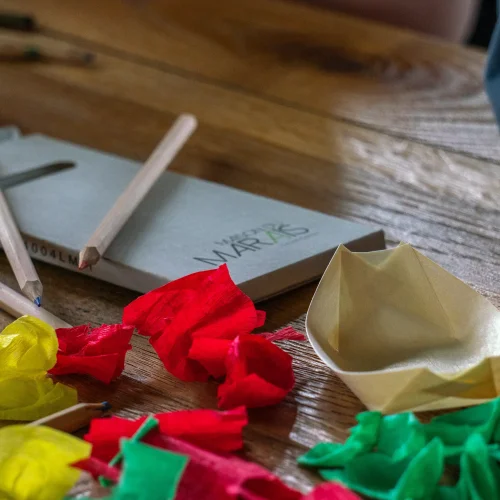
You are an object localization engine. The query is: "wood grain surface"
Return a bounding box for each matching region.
[0,0,499,495]
[2,0,500,161]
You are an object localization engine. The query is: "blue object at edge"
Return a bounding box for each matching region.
[485,0,500,125]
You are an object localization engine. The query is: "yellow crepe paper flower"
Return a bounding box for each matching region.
[0,425,91,500]
[0,316,77,420]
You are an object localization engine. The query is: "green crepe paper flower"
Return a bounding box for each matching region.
[298,412,381,468]
[298,397,500,500]
[426,398,500,463]
[298,411,426,470]
[435,434,500,500]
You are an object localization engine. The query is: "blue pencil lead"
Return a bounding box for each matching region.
[34,296,41,307]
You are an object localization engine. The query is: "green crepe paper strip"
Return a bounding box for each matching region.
[321,439,444,500]
[110,440,188,500]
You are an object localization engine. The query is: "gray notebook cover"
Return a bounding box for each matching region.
[0,134,384,300]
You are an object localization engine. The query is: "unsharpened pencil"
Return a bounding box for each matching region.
[79,113,198,269]
[0,280,70,329]
[28,402,111,433]
[0,190,43,305]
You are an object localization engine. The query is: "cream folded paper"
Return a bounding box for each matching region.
[306,244,500,414]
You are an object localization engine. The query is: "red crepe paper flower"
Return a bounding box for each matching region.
[304,483,361,500]
[49,324,133,383]
[217,334,295,410]
[85,406,248,462]
[122,265,265,382]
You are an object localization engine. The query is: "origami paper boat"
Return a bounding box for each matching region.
[306,244,500,414]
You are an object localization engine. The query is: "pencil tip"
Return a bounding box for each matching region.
[34,297,41,307]
[78,261,88,270]
[102,401,112,411]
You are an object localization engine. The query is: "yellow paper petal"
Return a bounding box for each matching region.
[0,316,77,421]
[0,375,77,421]
[0,316,58,374]
[0,425,91,500]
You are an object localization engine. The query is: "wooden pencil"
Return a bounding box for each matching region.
[0,280,70,329]
[28,402,111,433]
[79,113,198,269]
[0,44,94,65]
[0,190,43,305]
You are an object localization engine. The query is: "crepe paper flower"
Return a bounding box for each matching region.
[261,326,306,342]
[0,425,91,500]
[437,433,500,499]
[425,397,500,462]
[299,412,382,469]
[217,333,295,409]
[49,324,134,383]
[85,406,248,462]
[321,439,444,500]
[304,483,361,500]
[0,315,77,420]
[123,265,266,382]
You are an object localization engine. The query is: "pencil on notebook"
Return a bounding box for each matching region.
[28,402,111,433]
[0,191,43,305]
[79,113,198,269]
[0,280,70,329]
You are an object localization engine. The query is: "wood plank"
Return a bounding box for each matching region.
[3,0,499,161]
[0,50,498,296]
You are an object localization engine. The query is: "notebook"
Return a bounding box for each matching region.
[0,134,385,301]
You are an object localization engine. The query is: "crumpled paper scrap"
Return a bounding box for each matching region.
[49,324,134,383]
[217,333,295,409]
[0,425,91,500]
[84,406,248,462]
[123,265,265,382]
[0,315,77,420]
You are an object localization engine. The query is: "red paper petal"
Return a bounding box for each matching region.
[261,326,306,342]
[145,434,302,500]
[188,337,232,379]
[50,324,133,383]
[303,483,361,500]
[256,310,267,328]
[85,415,147,461]
[156,406,247,452]
[123,265,264,382]
[85,407,248,461]
[217,334,295,410]
[123,270,214,337]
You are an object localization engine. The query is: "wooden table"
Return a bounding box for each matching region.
[0,0,499,494]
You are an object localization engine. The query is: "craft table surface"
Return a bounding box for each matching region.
[0,0,499,493]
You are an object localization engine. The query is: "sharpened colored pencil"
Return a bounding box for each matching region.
[79,113,197,269]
